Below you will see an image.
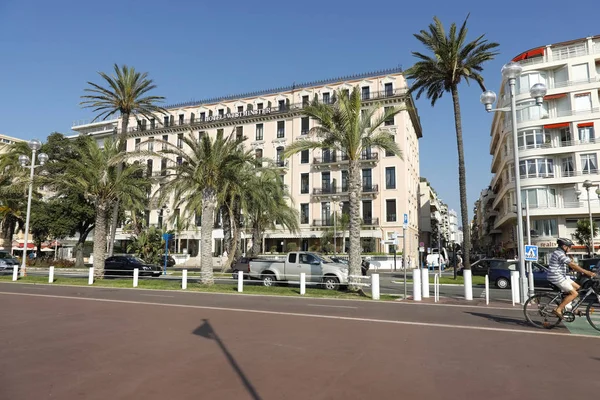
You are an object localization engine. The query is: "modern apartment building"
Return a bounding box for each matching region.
[485,35,600,261]
[72,68,423,259]
[418,179,444,250]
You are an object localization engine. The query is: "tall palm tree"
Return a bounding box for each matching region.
[157,130,255,285]
[80,64,167,257]
[405,15,499,270]
[284,87,403,289]
[53,136,150,277]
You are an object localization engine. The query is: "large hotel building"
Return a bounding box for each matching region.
[72,68,423,259]
[481,35,600,261]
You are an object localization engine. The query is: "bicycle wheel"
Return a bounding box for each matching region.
[523,293,562,329]
[585,297,600,331]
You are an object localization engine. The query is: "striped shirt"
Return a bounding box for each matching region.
[547,248,570,284]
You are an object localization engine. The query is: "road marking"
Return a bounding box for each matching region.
[0,290,598,339]
[307,304,357,309]
[139,294,174,298]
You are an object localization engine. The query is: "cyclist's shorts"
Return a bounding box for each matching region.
[554,277,575,293]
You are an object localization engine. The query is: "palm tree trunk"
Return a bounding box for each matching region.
[221,203,233,271]
[1,218,15,253]
[92,202,109,278]
[107,115,129,257]
[233,198,243,259]
[250,222,261,256]
[200,187,216,285]
[347,159,362,290]
[451,85,471,269]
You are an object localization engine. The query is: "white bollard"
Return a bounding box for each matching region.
[485,274,489,305]
[133,268,139,288]
[421,267,430,298]
[371,274,380,300]
[237,269,243,292]
[88,267,94,285]
[49,266,54,283]
[510,270,520,305]
[463,269,473,301]
[300,272,306,295]
[412,269,422,301]
[182,269,188,290]
[434,273,440,302]
[12,265,18,281]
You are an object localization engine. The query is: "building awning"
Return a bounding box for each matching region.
[544,122,570,129]
[543,93,567,100]
[12,242,35,249]
[512,47,545,62]
[578,122,594,128]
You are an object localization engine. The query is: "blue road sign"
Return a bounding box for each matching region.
[524,245,538,261]
[403,213,408,228]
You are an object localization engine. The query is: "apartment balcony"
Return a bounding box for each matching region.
[504,108,600,130]
[516,77,598,96]
[312,218,380,227]
[274,160,289,170]
[312,152,379,169]
[312,184,379,198]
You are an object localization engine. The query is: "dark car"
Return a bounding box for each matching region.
[489,261,553,289]
[0,251,19,272]
[458,258,507,276]
[161,255,176,268]
[104,255,162,277]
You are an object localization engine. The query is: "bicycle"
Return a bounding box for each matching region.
[523,276,600,330]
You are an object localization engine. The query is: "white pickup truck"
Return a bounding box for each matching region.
[246,252,349,290]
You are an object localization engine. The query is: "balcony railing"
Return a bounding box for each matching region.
[312,217,379,227]
[511,169,600,181]
[312,184,379,195]
[519,137,600,151]
[516,77,597,95]
[362,217,379,226]
[313,152,379,164]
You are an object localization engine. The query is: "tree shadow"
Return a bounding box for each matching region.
[193,319,262,400]
[465,311,531,328]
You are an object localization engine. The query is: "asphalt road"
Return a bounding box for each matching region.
[1,282,600,399]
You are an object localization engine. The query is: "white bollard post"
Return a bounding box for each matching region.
[12,265,18,281]
[485,274,489,305]
[434,274,440,302]
[463,269,473,301]
[133,268,139,288]
[510,270,520,305]
[412,269,422,301]
[49,266,55,283]
[371,274,380,300]
[182,269,188,290]
[88,267,94,285]
[237,269,243,293]
[421,267,430,298]
[300,272,306,295]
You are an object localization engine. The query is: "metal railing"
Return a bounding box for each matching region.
[312,184,379,195]
[515,77,596,95]
[313,152,379,164]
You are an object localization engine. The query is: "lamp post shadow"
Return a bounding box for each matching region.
[193,319,262,400]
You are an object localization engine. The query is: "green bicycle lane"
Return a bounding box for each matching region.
[563,316,600,335]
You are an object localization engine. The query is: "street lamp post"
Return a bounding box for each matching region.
[480,62,547,303]
[581,180,600,256]
[15,139,49,279]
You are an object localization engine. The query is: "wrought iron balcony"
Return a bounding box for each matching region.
[313,152,379,167]
[312,184,378,196]
[362,217,379,226]
[312,219,334,227]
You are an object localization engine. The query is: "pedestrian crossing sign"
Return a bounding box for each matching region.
[524,245,538,261]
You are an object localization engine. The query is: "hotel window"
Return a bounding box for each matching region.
[521,188,557,209]
[321,202,331,225]
[146,159,153,177]
[301,117,309,135]
[255,148,262,159]
[177,133,183,148]
[322,92,330,104]
[532,219,558,237]
[385,135,395,156]
[384,106,394,126]
[301,150,309,164]
[200,112,206,121]
[362,168,372,190]
[176,156,183,165]
[237,106,243,113]
[300,203,309,224]
[163,116,169,127]
[342,89,349,99]
[384,83,393,97]
[139,119,147,130]
[257,103,263,111]
[385,167,396,189]
[302,95,309,107]
[160,158,167,176]
[150,118,156,129]
[277,121,285,138]
[148,137,154,152]
[362,200,372,224]
[247,104,253,112]
[218,109,224,117]
[323,148,332,163]
[300,173,309,194]
[562,156,574,177]
[162,135,168,150]
[278,100,286,111]
[179,114,184,125]
[255,124,263,141]
[519,158,554,178]
[517,72,547,94]
[571,63,590,82]
[518,128,550,149]
[190,113,195,123]
[362,86,370,100]
[386,199,397,222]
[581,153,598,174]
[321,171,331,192]
[236,126,243,140]
[198,131,206,141]
[341,170,348,192]
[575,93,592,113]
[276,147,284,166]
[578,123,595,143]
[134,138,141,151]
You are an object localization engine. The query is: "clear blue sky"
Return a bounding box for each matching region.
[1,0,599,223]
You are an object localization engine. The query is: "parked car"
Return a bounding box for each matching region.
[489,261,553,289]
[457,258,507,276]
[0,251,19,272]
[248,252,349,290]
[104,255,162,277]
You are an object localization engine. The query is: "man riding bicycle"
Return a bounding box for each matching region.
[548,238,596,319]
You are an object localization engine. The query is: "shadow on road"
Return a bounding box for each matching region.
[465,311,531,328]
[193,319,262,400]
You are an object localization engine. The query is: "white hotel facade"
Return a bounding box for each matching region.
[72,68,423,259]
[486,35,600,261]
